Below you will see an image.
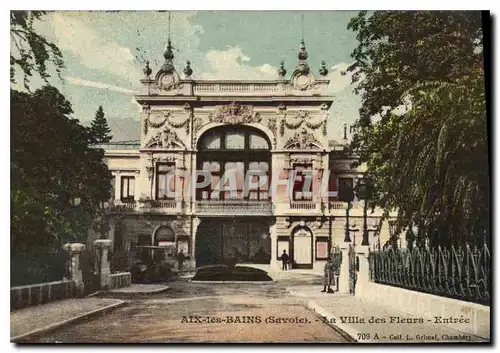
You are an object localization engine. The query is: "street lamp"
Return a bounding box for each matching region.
[355,178,373,246]
[339,180,355,243]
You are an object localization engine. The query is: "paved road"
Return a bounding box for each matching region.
[24,274,349,343]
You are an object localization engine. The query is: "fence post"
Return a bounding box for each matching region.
[355,245,370,297]
[94,239,112,290]
[63,243,86,296]
[338,243,350,294]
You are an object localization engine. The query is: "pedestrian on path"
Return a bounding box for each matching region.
[321,257,335,293]
[177,249,186,271]
[280,250,290,271]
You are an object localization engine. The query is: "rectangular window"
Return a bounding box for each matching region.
[248,161,269,200]
[224,161,244,199]
[293,164,313,201]
[200,161,220,200]
[338,177,354,202]
[120,176,135,201]
[225,132,245,149]
[156,163,175,199]
[315,237,329,260]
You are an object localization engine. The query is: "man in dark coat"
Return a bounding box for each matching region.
[177,249,186,271]
[280,250,290,271]
[322,259,335,293]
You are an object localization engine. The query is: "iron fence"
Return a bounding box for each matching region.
[369,243,490,305]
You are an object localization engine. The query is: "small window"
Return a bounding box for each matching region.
[156,163,175,200]
[249,133,269,149]
[121,176,135,201]
[201,133,221,149]
[225,132,245,149]
[316,237,329,260]
[293,164,313,201]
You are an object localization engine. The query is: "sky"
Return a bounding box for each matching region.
[12,11,362,142]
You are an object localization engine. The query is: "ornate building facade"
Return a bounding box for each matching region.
[101,38,395,271]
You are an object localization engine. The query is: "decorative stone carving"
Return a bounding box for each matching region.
[147,111,168,128]
[167,110,189,131]
[194,117,204,135]
[284,128,321,150]
[144,126,186,149]
[280,110,325,136]
[267,117,277,147]
[284,217,324,231]
[209,102,261,125]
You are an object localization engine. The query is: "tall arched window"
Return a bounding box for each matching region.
[197,126,271,201]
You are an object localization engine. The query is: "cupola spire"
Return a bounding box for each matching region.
[297,14,309,73]
[162,12,175,72]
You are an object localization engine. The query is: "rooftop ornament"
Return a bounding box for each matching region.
[319,60,328,76]
[278,61,287,79]
[183,60,193,78]
[143,60,152,78]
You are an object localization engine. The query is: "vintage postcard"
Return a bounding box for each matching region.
[10,10,490,344]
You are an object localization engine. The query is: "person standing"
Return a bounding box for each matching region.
[280,250,290,271]
[321,259,334,293]
[177,249,186,272]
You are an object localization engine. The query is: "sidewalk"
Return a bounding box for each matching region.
[287,286,489,343]
[11,297,126,342]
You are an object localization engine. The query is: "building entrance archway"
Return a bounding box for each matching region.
[291,226,313,269]
[195,218,271,267]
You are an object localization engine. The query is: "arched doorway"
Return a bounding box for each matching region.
[196,125,271,201]
[291,226,313,269]
[194,125,272,267]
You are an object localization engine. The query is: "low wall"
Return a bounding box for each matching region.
[11,279,76,310]
[108,272,131,289]
[356,281,490,339]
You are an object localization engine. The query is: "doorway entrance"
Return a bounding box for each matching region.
[291,226,313,269]
[195,218,271,267]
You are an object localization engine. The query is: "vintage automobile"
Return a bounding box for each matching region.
[130,245,174,283]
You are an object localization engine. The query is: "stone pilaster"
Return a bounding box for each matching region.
[63,243,86,296]
[270,220,279,271]
[338,242,350,294]
[355,245,370,296]
[94,239,112,290]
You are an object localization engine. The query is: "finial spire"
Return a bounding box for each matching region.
[162,11,175,72]
[278,60,287,79]
[319,60,328,76]
[296,13,309,73]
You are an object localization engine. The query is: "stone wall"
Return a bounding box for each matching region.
[11,280,76,310]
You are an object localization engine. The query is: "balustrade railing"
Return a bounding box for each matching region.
[289,201,318,211]
[193,82,279,94]
[146,199,178,209]
[109,200,136,212]
[196,200,272,215]
[369,244,490,305]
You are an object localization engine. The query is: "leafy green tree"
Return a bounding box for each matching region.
[90,106,113,143]
[11,86,112,284]
[10,11,64,89]
[10,12,112,284]
[347,11,488,247]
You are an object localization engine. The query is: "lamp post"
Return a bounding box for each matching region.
[356,178,373,246]
[339,181,355,243]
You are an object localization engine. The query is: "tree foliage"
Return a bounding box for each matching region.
[347,11,488,247]
[11,86,112,254]
[10,10,64,90]
[90,106,113,143]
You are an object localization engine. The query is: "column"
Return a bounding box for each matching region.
[114,172,121,201]
[94,239,112,290]
[355,245,370,297]
[63,243,86,296]
[337,242,350,294]
[188,217,200,270]
[270,219,279,271]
